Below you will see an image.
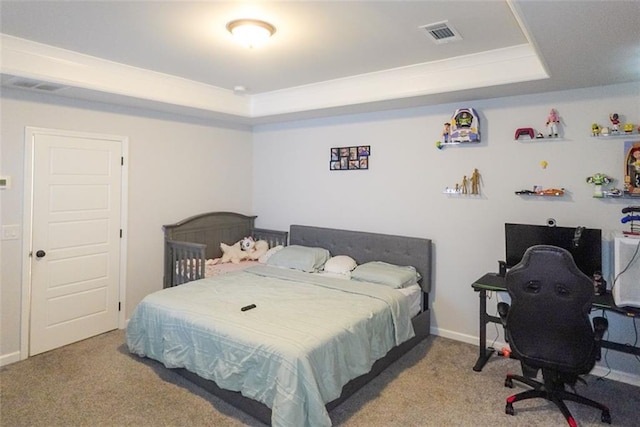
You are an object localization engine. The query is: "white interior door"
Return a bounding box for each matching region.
[29,131,123,356]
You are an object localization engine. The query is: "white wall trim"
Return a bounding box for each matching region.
[431,327,640,388]
[2,35,547,121]
[119,138,129,330]
[0,351,21,367]
[251,44,548,117]
[1,34,248,117]
[20,127,129,360]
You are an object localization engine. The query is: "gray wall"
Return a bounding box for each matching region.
[2,82,639,383]
[0,88,254,359]
[252,82,640,383]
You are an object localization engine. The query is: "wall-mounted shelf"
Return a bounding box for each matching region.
[515,188,566,197]
[515,137,566,142]
[590,133,639,139]
[598,190,640,199]
[442,189,481,196]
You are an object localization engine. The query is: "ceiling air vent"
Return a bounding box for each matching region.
[5,77,66,92]
[420,21,462,44]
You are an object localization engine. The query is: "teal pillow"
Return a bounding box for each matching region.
[266,245,330,272]
[351,261,421,288]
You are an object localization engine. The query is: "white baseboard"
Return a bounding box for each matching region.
[430,327,640,387]
[431,326,480,346]
[591,365,640,387]
[0,351,21,367]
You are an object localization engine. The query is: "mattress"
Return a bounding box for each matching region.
[127,265,415,427]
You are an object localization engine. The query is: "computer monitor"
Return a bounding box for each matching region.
[505,223,602,278]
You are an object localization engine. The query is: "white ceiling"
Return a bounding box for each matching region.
[1,1,638,125]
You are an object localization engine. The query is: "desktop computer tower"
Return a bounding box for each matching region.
[613,236,640,308]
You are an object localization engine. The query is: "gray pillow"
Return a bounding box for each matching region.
[266,245,330,272]
[351,261,421,288]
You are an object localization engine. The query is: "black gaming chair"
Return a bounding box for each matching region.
[498,245,611,426]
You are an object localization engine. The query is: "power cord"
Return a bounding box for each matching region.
[610,237,640,294]
[608,238,640,365]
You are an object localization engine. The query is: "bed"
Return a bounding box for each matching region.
[163,212,289,288]
[130,213,432,426]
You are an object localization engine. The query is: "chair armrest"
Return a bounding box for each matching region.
[592,316,608,361]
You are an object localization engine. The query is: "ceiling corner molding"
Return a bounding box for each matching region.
[1,33,548,123]
[250,44,548,117]
[0,33,250,117]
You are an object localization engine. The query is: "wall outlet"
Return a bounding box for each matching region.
[2,225,20,240]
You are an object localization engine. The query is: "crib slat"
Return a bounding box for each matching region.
[165,240,206,287]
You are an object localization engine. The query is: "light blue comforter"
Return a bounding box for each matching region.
[127,265,414,427]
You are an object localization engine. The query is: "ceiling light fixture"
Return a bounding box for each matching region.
[226,19,276,48]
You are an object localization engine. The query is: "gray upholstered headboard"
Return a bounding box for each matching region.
[289,225,432,293]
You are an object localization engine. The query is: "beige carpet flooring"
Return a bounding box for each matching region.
[1,330,638,426]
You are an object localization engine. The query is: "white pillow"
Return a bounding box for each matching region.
[323,255,357,276]
[259,245,284,264]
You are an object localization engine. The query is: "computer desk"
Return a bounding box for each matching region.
[471,272,640,372]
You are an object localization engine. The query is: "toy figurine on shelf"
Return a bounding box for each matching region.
[624,142,640,195]
[461,175,468,194]
[450,108,480,143]
[591,123,601,136]
[603,187,622,197]
[546,108,560,137]
[443,169,481,195]
[442,122,450,143]
[624,123,634,134]
[470,168,481,195]
[610,113,620,134]
[586,173,613,198]
[593,271,607,296]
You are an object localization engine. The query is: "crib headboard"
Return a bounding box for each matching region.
[163,212,289,288]
[164,212,257,260]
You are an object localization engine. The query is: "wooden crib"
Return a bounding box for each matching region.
[163,212,288,288]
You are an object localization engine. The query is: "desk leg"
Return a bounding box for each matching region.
[473,288,495,372]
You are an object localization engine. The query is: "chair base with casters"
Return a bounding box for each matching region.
[504,368,611,426]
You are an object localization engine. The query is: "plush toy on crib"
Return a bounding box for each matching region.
[240,236,269,260]
[214,241,249,264]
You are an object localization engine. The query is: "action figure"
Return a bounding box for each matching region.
[442,122,450,143]
[593,271,607,295]
[461,175,468,194]
[610,113,620,134]
[471,168,481,195]
[546,108,560,137]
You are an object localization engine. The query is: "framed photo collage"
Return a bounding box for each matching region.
[330,145,370,170]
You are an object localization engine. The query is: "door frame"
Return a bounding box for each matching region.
[20,127,129,360]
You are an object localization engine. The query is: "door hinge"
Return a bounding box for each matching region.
[120,229,123,238]
[121,156,124,166]
[118,302,121,311]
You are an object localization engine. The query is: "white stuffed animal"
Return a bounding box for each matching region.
[240,236,269,260]
[214,241,249,264]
